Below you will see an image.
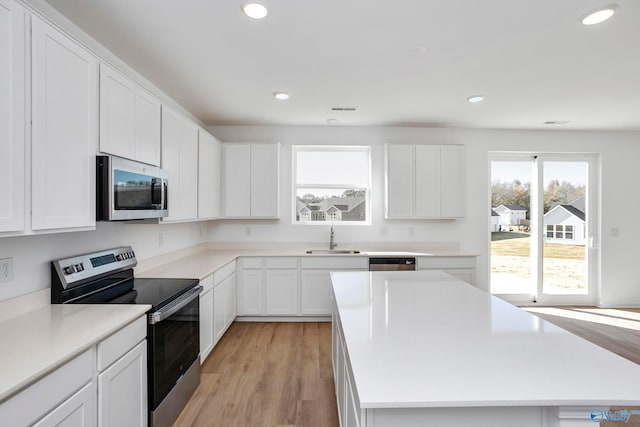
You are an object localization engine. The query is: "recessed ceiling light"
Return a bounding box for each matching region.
[581,5,617,25]
[467,95,484,103]
[243,3,268,19]
[274,92,289,101]
[326,118,338,124]
[408,46,427,56]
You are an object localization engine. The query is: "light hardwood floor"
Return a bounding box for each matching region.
[175,308,640,427]
[174,322,338,427]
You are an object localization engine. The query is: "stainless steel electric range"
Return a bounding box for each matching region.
[51,246,202,427]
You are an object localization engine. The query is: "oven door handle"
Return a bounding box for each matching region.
[148,285,202,324]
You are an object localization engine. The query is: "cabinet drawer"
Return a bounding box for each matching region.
[239,257,263,269]
[300,257,368,270]
[213,260,236,285]
[0,349,94,426]
[97,316,146,371]
[265,257,298,269]
[200,274,214,293]
[416,256,476,270]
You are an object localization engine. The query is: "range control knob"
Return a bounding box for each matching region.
[115,254,124,261]
[63,265,76,275]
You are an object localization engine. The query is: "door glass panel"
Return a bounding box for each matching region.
[542,161,588,295]
[490,161,533,295]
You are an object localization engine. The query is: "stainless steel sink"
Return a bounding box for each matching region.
[305,250,360,254]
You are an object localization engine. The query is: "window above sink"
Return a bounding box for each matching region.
[292,145,371,225]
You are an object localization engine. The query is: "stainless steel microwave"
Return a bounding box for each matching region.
[96,155,168,221]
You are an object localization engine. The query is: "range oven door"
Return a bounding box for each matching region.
[97,155,168,221]
[147,285,202,413]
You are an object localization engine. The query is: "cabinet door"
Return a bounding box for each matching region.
[33,382,97,427]
[199,289,214,362]
[415,145,441,218]
[265,269,298,315]
[240,268,263,315]
[99,63,135,160]
[198,130,221,219]
[134,88,161,166]
[300,270,333,315]
[31,16,97,230]
[224,272,237,326]
[440,145,465,218]
[0,0,25,233]
[180,121,199,220]
[161,108,198,222]
[250,144,279,218]
[98,340,147,427]
[385,144,414,218]
[223,144,251,217]
[213,283,225,343]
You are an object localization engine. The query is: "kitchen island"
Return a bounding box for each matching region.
[330,270,640,427]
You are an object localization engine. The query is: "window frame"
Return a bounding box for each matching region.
[291,145,372,226]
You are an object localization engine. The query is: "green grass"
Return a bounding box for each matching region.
[491,232,585,260]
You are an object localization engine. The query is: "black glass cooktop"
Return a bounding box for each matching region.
[132,277,199,309]
[69,272,198,309]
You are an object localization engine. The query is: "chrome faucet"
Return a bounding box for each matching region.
[329,225,337,250]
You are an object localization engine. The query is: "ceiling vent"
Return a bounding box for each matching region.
[331,107,357,111]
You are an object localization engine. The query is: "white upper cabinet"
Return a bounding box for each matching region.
[385,144,465,219]
[161,107,198,222]
[440,145,465,218]
[222,144,250,217]
[250,144,280,218]
[0,0,25,233]
[198,130,222,220]
[31,15,97,231]
[384,144,415,219]
[99,63,161,166]
[222,143,280,218]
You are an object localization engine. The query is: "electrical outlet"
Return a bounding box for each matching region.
[0,258,14,284]
[158,233,164,246]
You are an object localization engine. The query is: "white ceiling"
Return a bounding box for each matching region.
[44,0,640,130]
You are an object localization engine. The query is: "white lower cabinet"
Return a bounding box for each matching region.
[33,382,96,427]
[198,261,237,362]
[265,269,298,315]
[199,275,215,363]
[0,316,146,427]
[214,262,237,344]
[300,257,369,316]
[300,270,333,315]
[237,257,368,318]
[98,341,147,427]
[333,307,364,427]
[416,256,477,285]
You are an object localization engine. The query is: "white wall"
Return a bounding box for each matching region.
[208,125,640,307]
[0,222,208,301]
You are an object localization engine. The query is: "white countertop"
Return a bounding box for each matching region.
[136,244,478,280]
[0,303,150,402]
[331,270,640,409]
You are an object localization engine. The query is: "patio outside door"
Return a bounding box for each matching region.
[490,154,597,305]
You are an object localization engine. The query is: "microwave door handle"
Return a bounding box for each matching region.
[151,178,162,209]
[162,180,168,210]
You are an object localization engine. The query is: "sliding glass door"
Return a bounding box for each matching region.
[490,154,597,305]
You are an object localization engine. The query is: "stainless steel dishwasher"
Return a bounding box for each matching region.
[369,257,416,271]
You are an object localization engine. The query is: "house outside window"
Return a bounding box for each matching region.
[546,224,575,240]
[292,145,371,224]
